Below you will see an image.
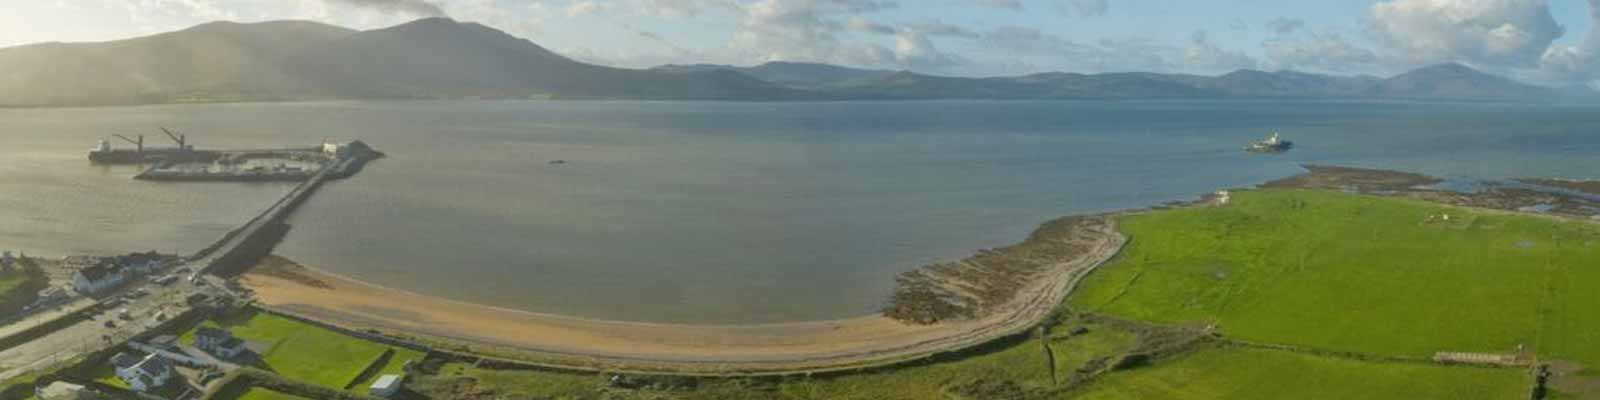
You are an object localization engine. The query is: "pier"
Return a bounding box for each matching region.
[185,142,380,278]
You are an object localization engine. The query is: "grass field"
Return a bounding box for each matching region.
[351,347,427,393]
[211,385,314,400]
[1070,189,1600,366]
[0,272,24,298]
[416,314,1140,400]
[1072,345,1530,400]
[181,311,418,389]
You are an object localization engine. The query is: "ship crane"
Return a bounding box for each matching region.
[159,127,187,150]
[111,134,144,153]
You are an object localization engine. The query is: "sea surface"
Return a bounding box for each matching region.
[2,100,1598,323]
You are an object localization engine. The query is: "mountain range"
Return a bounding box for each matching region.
[0,18,1590,107]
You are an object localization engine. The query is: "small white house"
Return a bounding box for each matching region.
[368,374,403,398]
[194,327,248,359]
[111,352,173,392]
[322,141,351,158]
[71,260,125,295]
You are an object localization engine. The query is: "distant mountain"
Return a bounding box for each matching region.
[793,63,1553,101]
[1365,63,1553,100]
[1198,69,1381,97]
[0,18,800,106]
[0,18,1571,107]
[0,21,357,106]
[653,61,894,88]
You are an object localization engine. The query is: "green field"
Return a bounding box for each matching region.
[415,314,1139,400]
[0,273,24,297]
[1071,189,1600,365]
[1073,345,1529,400]
[181,312,419,389]
[351,347,427,393]
[416,315,1532,400]
[211,385,314,400]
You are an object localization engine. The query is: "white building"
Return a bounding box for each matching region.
[111,352,173,392]
[322,141,351,158]
[369,374,403,398]
[71,260,125,295]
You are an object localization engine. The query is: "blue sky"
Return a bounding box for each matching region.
[2,1,1597,84]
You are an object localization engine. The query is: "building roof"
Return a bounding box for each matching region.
[110,352,140,369]
[370,374,402,390]
[147,335,179,348]
[195,326,232,340]
[133,354,171,377]
[76,259,122,282]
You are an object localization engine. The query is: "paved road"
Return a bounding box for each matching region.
[0,275,200,381]
[0,298,96,340]
[0,156,341,382]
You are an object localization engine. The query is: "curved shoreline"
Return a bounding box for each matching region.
[239,215,1128,374]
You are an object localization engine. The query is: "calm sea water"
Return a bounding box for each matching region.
[2,100,1597,323]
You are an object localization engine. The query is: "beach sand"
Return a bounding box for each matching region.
[239,216,1124,372]
[241,256,973,364]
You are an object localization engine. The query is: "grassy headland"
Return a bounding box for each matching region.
[1070,189,1600,366]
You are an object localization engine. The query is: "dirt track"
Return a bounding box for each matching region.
[240,216,1127,375]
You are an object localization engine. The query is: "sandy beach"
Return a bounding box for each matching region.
[240,216,1125,373]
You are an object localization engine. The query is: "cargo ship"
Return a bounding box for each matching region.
[87,128,198,164]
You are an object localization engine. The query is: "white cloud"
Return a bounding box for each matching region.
[1263,31,1380,73]
[1183,30,1258,72]
[969,26,1181,74]
[565,1,602,17]
[724,0,983,71]
[1366,0,1564,68]
[1264,17,1304,35]
[1537,0,1600,83]
[968,0,1024,11]
[1057,0,1108,17]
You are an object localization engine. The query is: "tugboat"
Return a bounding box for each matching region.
[1245,132,1293,153]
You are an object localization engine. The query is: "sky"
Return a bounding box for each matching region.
[1,0,1598,86]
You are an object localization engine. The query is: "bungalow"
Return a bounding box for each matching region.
[111,352,173,392]
[71,260,125,294]
[194,327,248,359]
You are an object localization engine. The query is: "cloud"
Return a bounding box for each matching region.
[323,0,446,17]
[1057,0,1108,17]
[566,1,602,17]
[968,0,1024,11]
[1366,0,1563,69]
[1263,31,1380,73]
[970,26,1177,74]
[1183,30,1258,72]
[1264,17,1304,35]
[902,20,981,39]
[730,0,978,70]
[1538,0,1600,83]
[631,0,743,18]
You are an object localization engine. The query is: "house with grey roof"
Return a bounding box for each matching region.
[111,352,173,392]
